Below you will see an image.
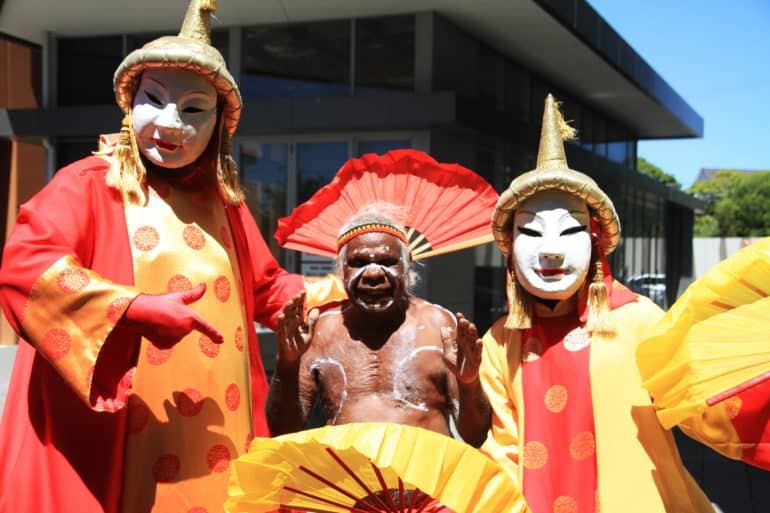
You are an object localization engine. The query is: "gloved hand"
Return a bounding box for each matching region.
[123,283,224,348]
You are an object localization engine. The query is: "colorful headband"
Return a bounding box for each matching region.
[337,223,408,250]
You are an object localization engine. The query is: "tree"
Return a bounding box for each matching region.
[637,157,681,189]
[712,171,770,236]
[688,170,770,236]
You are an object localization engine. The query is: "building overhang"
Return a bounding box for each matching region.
[0,0,702,139]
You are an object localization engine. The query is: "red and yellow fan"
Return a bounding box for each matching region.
[274,150,499,259]
[637,237,770,428]
[225,423,529,513]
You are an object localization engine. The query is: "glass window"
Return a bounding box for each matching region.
[503,60,530,121]
[606,120,628,165]
[355,15,415,95]
[58,37,123,105]
[297,141,348,276]
[297,141,349,203]
[433,16,499,104]
[56,137,98,170]
[240,142,289,260]
[241,21,351,100]
[127,30,229,61]
[593,114,607,158]
[356,138,410,156]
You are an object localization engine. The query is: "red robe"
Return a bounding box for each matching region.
[0,156,303,513]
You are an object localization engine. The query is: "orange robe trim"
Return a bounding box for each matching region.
[23,254,139,410]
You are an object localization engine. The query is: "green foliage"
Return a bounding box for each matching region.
[637,157,681,189]
[687,170,743,216]
[693,215,719,237]
[688,170,770,236]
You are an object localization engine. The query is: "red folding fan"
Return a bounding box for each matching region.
[274,150,499,260]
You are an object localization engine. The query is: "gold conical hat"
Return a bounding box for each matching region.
[113,0,241,136]
[491,94,620,255]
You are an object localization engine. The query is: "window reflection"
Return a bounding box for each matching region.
[240,142,288,260]
[356,139,410,156]
[355,16,415,95]
[58,36,123,105]
[241,21,350,99]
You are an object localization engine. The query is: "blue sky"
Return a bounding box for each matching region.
[588,0,770,189]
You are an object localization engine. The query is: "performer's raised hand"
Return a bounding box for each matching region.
[441,312,483,385]
[123,283,224,348]
[276,291,319,367]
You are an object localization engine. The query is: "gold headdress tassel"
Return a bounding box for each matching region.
[586,255,615,336]
[218,129,245,205]
[103,113,147,205]
[504,263,532,331]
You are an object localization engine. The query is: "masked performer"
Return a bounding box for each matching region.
[0,2,342,512]
[479,95,715,513]
[227,149,529,513]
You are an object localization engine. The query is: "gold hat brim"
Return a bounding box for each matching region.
[113,36,241,136]
[491,167,621,256]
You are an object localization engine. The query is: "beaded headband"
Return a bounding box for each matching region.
[337,223,408,250]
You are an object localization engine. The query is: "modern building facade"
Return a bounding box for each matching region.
[0,0,702,342]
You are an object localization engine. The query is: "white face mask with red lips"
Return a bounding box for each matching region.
[512,190,592,301]
[132,68,218,169]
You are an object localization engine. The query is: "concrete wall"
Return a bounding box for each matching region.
[0,345,15,417]
[693,237,765,278]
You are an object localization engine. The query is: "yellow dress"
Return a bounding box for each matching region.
[480,296,715,513]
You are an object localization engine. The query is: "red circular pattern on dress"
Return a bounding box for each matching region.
[133,226,160,251]
[234,326,244,352]
[152,454,180,483]
[175,388,204,417]
[167,274,193,293]
[569,431,596,460]
[724,396,743,419]
[199,334,220,358]
[57,267,89,293]
[187,508,208,513]
[146,343,173,365]
[553,496,578,513]
[522,440,548,469]
[544,385,568,413]
[183,225,206,250]
[43,328,71,360]
[225,383,240,411]
[107,296,133,324]
[127,397,151,434]
[207,444,231,472]
[214,276,231,302]
[219,226,231,249]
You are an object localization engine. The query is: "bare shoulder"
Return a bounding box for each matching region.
[410,297,456,328]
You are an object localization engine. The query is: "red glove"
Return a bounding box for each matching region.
[123,283,224,348]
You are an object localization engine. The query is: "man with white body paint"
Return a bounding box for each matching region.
[266,211,491,448]
[479,95,715,513]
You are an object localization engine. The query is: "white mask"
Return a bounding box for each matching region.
[512,190,592,301]
[132,68,218,169]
